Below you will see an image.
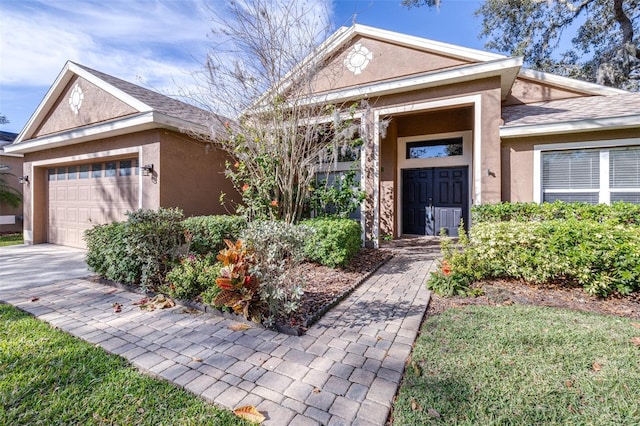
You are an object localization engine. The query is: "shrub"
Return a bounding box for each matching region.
[163,254,221,300]
[84,208,185,289]
[301,217,361,268]
[239,221,310,325]
[429,219,640,297]
[183,215,247,255]
[472,201,640,225]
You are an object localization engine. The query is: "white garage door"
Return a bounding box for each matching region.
[47,158,139,248]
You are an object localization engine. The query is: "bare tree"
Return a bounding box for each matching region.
[186,0,366,223]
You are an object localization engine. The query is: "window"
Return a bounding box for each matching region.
[406,137,463,159]
[67,165,78,180]
[119,160,132,176]
[541,145,640,204]
[92,163,103,178]
[105,162,117,177]
[56,167,66,181]
[79,165,89,179]
[48,169,56,181]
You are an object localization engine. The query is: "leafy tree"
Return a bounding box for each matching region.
[0,114,9,125]
[403,0,640,90]
[187,0,366,223]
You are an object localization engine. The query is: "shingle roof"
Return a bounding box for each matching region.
[502,93,640,127]
[73,63,219,130]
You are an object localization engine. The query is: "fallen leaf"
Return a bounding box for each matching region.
[410,399,422,411]
[137,407,144,414]
[592,362,602,372]
[229,323,252,331]
[132,297,149,306]
[376,336,383,341]
[233,405,265,423]
[565,380,573,388]
[112,303,122,313]
[427,408,441,418]
[631,337,640,347]
[631,322,640,329]
[104,289,117,294]
[312,388,321,394]
[29,297,39,302]
[192,357,203,362]
[502,299,513,306]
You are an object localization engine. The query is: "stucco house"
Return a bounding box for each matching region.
[5,61,235,248]
[274,24,640,245]
[0,131,23,234]
[6,24,640,249]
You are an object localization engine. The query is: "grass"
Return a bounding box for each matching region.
[0,303,250,426]
[394,305,640,425]
[0,233,23,247]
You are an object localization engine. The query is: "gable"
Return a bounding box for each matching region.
[33,75,138,138]
[308,35,475,95]
[504,76,591,106]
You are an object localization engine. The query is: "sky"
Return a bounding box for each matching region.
[0,0,486,134]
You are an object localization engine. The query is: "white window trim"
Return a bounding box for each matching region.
[533,138,640,204]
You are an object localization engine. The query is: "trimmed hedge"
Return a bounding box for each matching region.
[301,217,361,268]
[430,219,640,297]
[183,215,247,255]
[85,208,185,288]
[472,201,640,225]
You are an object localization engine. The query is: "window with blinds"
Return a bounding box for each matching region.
[540,145,640,205]
[542,149,600,203]
[610,146,640,203]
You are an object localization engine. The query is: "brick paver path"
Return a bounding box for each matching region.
[0,240,437,425]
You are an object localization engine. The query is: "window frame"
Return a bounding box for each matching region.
[534,138,640,204]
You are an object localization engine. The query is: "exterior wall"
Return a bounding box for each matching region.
[503,77,590,106]
[0,154,24,233]
[34,75,137,138]
[22,129,162,244]
[159,131,239,216]
[364,77,503,241]
[501,128,640,202]
[310,35,472,94]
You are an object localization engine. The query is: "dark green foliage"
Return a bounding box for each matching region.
[429,218,640,297]
[302,217,361,268]
[472,201,640,225]
[183,215,247,255]
[163,254,221,300]
[309,168,365,219]
[84,208,185,289]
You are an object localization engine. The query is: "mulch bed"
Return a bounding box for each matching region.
[427,279,640,320]
[287,248,393,330]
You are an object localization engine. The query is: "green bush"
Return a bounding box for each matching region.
[84,208,185,289]
[163,254,221,300]
[472,201,640,225]
[429,219,640,297]
[183,215,247,255]
[301,217,361,268]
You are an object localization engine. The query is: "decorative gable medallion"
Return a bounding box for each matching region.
[68,83,84,114]
[344,43,373,75]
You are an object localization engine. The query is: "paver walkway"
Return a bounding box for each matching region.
[0,239,439,425]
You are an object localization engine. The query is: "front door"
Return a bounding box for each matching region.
[402,167,468,235]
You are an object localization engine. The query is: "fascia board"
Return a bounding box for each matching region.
[500,114,640,139]
[5,112,159,154]
[353,24,506,62]
[518,68,629,96]
[273,56,523,109]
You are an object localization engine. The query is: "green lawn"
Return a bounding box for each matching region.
[0,303,249,425]
[394,305,640,425]
[0,233,23,247]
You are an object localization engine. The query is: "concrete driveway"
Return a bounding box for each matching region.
[0,243,90,292]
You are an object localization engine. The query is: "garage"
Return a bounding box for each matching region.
[47,158,139,248]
